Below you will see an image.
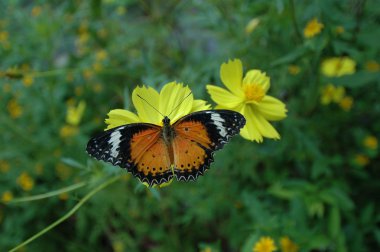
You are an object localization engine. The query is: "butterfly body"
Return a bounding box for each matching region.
[87,110,245,186]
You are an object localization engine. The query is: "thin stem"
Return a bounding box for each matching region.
[289,0,302,41]
[9,176,121,252]
[8,182,87,204]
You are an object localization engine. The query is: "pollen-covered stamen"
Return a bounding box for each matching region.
[242,83,265,102]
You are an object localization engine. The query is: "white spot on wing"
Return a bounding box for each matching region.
[211,113,227,137]
[109,129,123,158]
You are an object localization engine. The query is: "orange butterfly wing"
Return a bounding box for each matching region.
[172,110,246,181]
[87,123,173,186]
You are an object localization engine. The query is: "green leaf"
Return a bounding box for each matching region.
[328,207,341,238]
[270,46,308,66]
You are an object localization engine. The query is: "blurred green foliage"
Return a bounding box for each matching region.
[1,0,379,251]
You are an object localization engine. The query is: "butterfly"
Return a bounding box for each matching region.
[86,110,246,186]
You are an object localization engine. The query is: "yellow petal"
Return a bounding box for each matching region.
[256,96,287,121]
[191,99,211,112]
[220,59,245,97]
[132,85,161,124]
[159,81,193,124]
[239,105,263,142]
[105,109,140,130]
[206,85,244,108]
[252,107,281,139]
[240,105,281,142]
[243,70,270,93]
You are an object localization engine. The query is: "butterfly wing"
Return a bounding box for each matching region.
[172,110,246,181]
[86,123,173,186]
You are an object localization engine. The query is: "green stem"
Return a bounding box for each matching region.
[8,182,87,204]
[289,0,302,41]
[9,176,121,252]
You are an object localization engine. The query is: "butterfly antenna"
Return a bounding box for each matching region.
[137,94,165,117]
[168,92,192,118]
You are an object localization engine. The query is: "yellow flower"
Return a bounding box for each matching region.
[116,6,127,16]
[55,163,72,180]
[200,247,212,252]
[1,191,13,203]
[35,163,44,175]
[7,99,23,119]
[31,6,42,17]
[280,237,299,252]
[112,240,125,252]
[0,31,9,42]
[365,60,380,72]
[22,74,34,87]
[105,81,211,130]
[354,154,369,166]
[206,59,287,142]
[253,237,277,252]
[288,65,300,75]
[321,57,356,77]
[59,193,69,201]
[96,49,108,61]
[335,26,345,34]
[17,172,34,191]
[0,160,10,173]
[339,96,353,111]
[320,84,345,105]
[303,18,324,38]
[363,135,378,150]
[245,18,260,34]
[60,125,79,138]
[66,100,86,126]
[82,69,94,80]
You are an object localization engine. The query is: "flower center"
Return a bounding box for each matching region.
[243,83,265,102]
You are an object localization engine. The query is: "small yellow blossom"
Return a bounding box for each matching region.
[200,247,212,252]
[93,83,103,93]
[280,237,299,252]
[0,160,10,173]
[97,28,108,38]
[116,6,127,16]
[245,18,260,34]
[320,84,345,105]
[206,59,287,142]
[339,96,353,111]
[112,240,125,252]
[365,60,380,72]
[3,83,11,92]
[66,100,86,126]
[55,163,72,180]
[31,6,42,17]
[288,65,300,75]
[59,193,69,201]
[75,86,84,96]
[96,50,108,61]
[7,99,23,119]
[335,26,345,34]
[321,57,356,77]
[22,74,34,87]
[303,18,324,38]
[354,154,369,166]
[60,125,79,138]
[82,69,94,80]
[0,31,9,42]
[17,172,35,191]
[1,191,13,203]
[34,163,44,175]
[253,237,277,252]
[92,62,103,72]
[363,135,378,150]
